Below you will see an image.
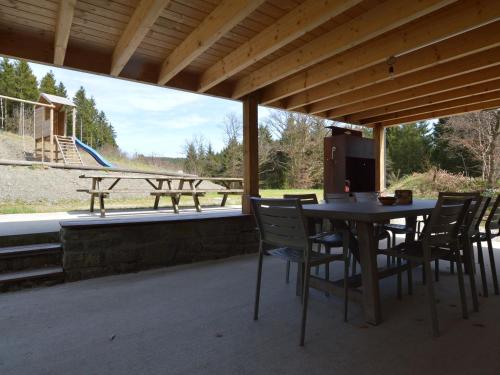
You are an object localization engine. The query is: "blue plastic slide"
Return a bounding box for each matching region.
[75,137,114,168]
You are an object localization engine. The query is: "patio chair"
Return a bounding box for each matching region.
[384,195,472,337]
[477,194,500,296]
[251,198,350,346]
[469,196,491,297]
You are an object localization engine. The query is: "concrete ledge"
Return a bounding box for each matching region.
[61,213,258,281]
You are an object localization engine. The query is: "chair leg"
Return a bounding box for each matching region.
[486,235,499,295]
[476,239,489,297]
[300,261,311,346]
[450,260,455,274]
[466,240,479,312]
[455,249,469,320]
[285,261,291,284]
[386,236,391,268]
[351,256,357,276]
[296,263,303,297]
[434,259,439,282]
[254,248,264,321]
[422,265,426,285]
[344,248,350,322]
[423,260,439,337]
[407,260,413,295]
[325,246,330,282]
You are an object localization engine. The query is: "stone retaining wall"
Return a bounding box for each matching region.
[60,214,259,281]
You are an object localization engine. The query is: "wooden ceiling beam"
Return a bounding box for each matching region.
[54,0,76,65]
[281,21,500,110]
[360,90,500,125]
[197,0,362,93]
[231,0,454,99]
[310,47,500,115]
[110,0,171,77]
[157,0,265,86]
[259,0,500,105]
[347,79,500,123]
[325,65,500,119]
[376,98,500,127]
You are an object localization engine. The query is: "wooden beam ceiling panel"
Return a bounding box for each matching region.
[281,21,500,110]
[325,65,500,119]
[259,0,500,105]
[309,46,500,115]
[346,79,500,123]
[360,90,500,125]
[231,0,455,99]
[110,0,171,76]
[54,0,76,65]
[157,0,266,86]
[376,98,500,127]
[197,0,363,93]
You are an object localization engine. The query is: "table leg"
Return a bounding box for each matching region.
[154,180,164,209]
[356,221,382,325]
[405,216,417,242]
[89,178,97,212]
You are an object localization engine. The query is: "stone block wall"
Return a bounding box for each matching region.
[61,214,259,281]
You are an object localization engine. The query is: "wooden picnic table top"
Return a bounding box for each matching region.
[79,174,243,182]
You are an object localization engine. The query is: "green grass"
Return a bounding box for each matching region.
[0,189,322,215]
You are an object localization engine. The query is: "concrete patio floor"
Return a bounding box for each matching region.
[1,251,500,375]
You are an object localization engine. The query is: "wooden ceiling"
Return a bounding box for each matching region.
[0,0,499,127]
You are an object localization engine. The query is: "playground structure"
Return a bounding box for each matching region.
[0,93,112,167]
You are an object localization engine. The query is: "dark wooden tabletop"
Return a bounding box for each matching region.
[303,199,436,222]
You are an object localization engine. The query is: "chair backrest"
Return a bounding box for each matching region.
[251,198,309,250]
[283,193,318,205]
[471,196,491,233]
[486,194,500,231]
[324,192,352,203]
[437,191,481,237]
[352,192,379,202]
[422,194,471,246]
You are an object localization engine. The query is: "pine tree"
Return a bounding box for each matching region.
[56,82,68,98]
[13,60,38,100]
[0,58,16,98]
[39,71,58,95]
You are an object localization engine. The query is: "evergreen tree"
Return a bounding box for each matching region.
[39,71,58,95]
[56,82,68,98]
[386,122,432,176]
[13,60,38,100]
[0,58,16,98]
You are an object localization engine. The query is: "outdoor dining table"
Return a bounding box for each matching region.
[303,199,437,325]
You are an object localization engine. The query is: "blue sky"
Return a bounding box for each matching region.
[29,62,272,157]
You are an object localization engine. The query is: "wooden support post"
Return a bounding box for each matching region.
[242,94,259,214]
[373,124,385,192]
[63,110,67,137]
[49,108,54,163]
[72,108,76,139]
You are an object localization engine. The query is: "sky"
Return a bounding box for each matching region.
[28,62,272,158]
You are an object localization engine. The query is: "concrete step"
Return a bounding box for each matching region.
[0,243,61,259]
[0,267,64,292]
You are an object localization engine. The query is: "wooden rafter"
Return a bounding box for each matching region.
[54,0,76,65]
[309,46,500,115]
[376,98,500,127]
[326,66,500,119]
[110,0,171,77]
[347,79,500,123]
[259,0,500,105]
[157,0,265,86]
[280,21,500,110]
[231,0,454,99]
[361,90,500,125]
[197,0,362,93]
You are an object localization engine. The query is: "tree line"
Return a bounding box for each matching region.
[184,109,499,188]
[0,58,116,149]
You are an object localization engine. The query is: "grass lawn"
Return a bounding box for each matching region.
[0,189,323,214]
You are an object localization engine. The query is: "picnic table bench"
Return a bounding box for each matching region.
[78,174,243,217]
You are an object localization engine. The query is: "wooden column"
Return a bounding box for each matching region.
[242,94,259,214]
[373,123,385,192]
[49,108,54,162]
[72,108,76,138]
[63,110,67,137]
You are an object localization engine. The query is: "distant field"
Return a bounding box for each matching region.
[0,189,323,214]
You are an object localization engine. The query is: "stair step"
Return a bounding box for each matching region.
[0,267,64,285]
[0,243,61,259]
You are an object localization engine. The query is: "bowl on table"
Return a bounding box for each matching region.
[378,196,397,206]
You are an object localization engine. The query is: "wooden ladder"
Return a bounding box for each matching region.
[55,136,84,166]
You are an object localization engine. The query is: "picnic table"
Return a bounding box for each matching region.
[78,174,243,217]
[303,199,437,325]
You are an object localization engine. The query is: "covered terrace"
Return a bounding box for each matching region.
[0,0,499,374]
